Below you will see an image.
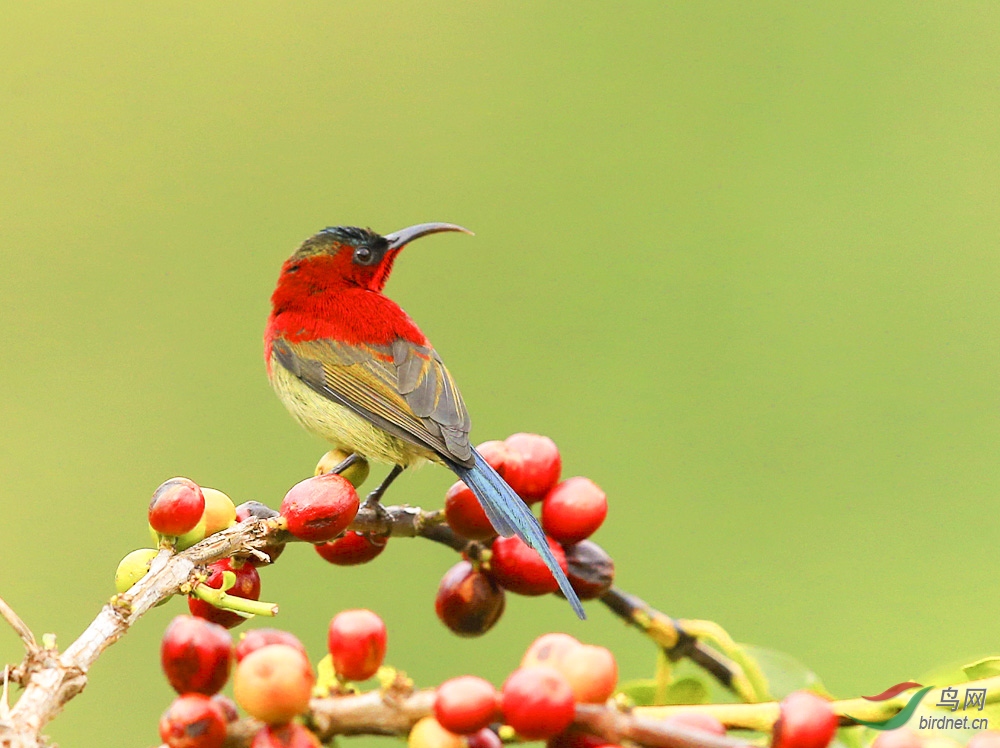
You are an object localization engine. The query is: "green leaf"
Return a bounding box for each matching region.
[665,677,710,705]
[669,659,743,705]
[740,645,830,699]
[962,657,1000,681]
[617,676,711,706]
[617,678,658,706]
[918,654,1000,687]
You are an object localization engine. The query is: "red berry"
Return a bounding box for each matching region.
[444,481,498,541]
[234,644,315,725]
[503,433,561,502]
[556,645,617,704]
[467,728,503,748]
[521,633,581,670]
[188,558,262,629]
[541,478,607,545]
[772,691,838,748]
[522,636,615,705]
[435,561,506,637]
[235,628,308,663]
[159,694,227,748]
[501,667,576,740]
[149,478,206,537]
[211,694,240,723]
[235,501,280,520]
[315,532,387,565]
[665,711,727,736]
[490,535,568,596]
[252,723,323,748]
[280,473,360,542]
[434,676,500,735]
[563,541,614,600]
[234,502,285,565]
[328,609,387,681]
[477,440,526,488]
[160,615,233,695]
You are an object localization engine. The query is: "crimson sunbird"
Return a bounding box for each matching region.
[264,223,585,619]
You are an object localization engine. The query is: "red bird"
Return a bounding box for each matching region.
[265,223,585,618]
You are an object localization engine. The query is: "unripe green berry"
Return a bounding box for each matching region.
[115,548,158,593]
[315,449,370,488]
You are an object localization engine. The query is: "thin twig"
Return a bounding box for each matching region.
[0,598,37,656]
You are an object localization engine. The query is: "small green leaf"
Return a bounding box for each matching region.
[617,679,658,706]
[665,677,710,705]
[669,659,742,705]
[617,676,711,706]
[740,645,830,699]
[962,657,1000,681]
[918,654,1000,687]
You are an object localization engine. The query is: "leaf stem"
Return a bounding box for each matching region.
[190,584,278,618]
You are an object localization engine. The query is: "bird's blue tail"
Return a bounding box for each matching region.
[454,450,586,619]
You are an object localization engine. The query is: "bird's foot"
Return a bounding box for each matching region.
[361,465,404,521]
[365,465,403,508]
[362,495,390,522]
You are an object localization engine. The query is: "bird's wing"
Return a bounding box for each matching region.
[271,336,474,466]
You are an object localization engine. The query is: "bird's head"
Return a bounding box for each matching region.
[283,222,472,292]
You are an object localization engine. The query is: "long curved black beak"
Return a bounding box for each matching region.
[384,222,473,250]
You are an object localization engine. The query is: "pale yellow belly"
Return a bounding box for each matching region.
[268,355,439,468]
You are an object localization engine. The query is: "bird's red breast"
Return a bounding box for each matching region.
[265,254,429,370]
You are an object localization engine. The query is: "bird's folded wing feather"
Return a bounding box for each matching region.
[271,337,474,466]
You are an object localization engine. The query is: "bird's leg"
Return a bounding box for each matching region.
[325,452,362,475]
[364,465,404,511]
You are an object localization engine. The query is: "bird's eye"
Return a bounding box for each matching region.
[353,246,374,265]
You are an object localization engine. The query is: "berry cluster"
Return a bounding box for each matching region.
[437,433,613,635]
[117,453,374,628]
[120,435,610,634]
[413,635,839,748]
[148,480,239,550]
[406,631,615,748]
[119,438,984,748]
[155,607,846,748]
[158,609,388,748]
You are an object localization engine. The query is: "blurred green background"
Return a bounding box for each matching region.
[2,2,999,745]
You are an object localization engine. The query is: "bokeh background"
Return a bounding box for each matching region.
[2,2,999,745]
